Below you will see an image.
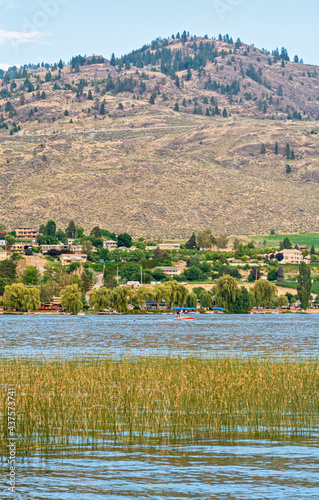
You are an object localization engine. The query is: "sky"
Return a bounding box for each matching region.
[0,0,318,69]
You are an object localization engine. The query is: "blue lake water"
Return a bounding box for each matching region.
[1,314,318,499]
[1,313,318,357]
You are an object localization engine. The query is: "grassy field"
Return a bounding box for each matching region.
[1,356,318,455]
[254,233,319,249]
[276,282,319,294]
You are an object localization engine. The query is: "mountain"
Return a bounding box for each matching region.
[1,34,319,238]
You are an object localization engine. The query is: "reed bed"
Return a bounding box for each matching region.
[1,356,318,454]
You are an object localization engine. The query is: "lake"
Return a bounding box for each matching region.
[1,313,319,357]
[1,314,318,499]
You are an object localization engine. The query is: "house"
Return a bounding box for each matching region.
[40,244,68,253]
[70,244,83,253]
[102,239,117,251]
[15,228,38,239]
[145,300,168,310]
[280,249,303,264]
[60,254,87,265]
[159,243,181,251]
[11,243,24,252]
[145,243,181,252]
[0,240,6,246]
[154,266,182,277]
[0,248,8,261]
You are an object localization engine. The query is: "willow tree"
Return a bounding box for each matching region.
[23,288,41,311]
[60,284,83,314]
[252,279,277,307]
[214,275,240,311]
[89,287,112,311]
[133,286,153,308]
[111,286,132,313]
[162,281,188,309]
[151,284,171,310]
[3,283,29,311]
[186,292,198,308]
[3,284,40,312]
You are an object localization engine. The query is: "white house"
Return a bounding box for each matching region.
[0,248,8,261]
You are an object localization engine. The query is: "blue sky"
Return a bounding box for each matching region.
[0,0,318,69]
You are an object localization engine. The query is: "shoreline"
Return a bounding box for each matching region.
[1,309,319,315]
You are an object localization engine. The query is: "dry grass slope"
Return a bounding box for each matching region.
[1,37,319,237]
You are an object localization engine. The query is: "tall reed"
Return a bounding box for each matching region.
[0,356,318,454]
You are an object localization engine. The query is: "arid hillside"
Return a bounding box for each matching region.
[0,35,319,237]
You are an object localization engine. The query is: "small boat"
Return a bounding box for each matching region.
[173,315,195,321]
[172,308,196,321]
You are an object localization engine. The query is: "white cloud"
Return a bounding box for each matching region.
[0,62,11,70]
[0,28,49,47]
[0,0,20,10]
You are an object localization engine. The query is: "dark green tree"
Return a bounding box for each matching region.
[174,102,179,111]
[44,220,56,238]
[267,268,278,281]
[310,244,316,255]
[81,271,91,292]
[282,237,292,249]
[56,228,67,243]
[277,265,285,282]
[65,220,76,239]
[117,233,132,248]
[222,108,228,117]
[275,142,278,154]
[184,266,203,281]
[233,287,250,314]
[0,259,17,295]
[285,143,291,159]
[247,268,262,282]
[185,232,197,250]
[87,90,93,100]
[153,246,163,258]
[104,274,118,289]
[297,262,312,310]
[286,164,292,173]
[260,143,266,154]
[58,59,63,69]
[100,103,105,115]
[90,226,102,238]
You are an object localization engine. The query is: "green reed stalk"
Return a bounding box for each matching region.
[0,356,318,454]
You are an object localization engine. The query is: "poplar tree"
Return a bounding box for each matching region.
[297,262,312,310]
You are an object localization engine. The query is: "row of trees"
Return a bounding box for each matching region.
[260,142,295,159]
[185,230,229,250]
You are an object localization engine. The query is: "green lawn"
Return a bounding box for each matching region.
[276,282,319,294]
[254,232,319,249]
